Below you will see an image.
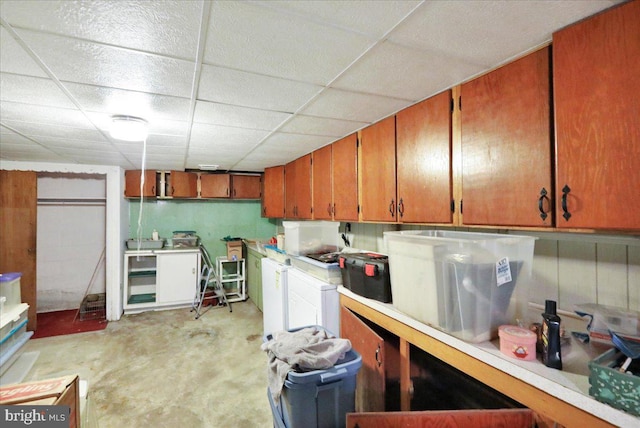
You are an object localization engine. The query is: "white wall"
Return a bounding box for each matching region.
[1,161,125,321]
[36,174,106,312]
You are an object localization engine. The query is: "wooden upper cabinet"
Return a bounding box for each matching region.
[553,0,640,231]
[396,90,452,224]
[125,170,157,197]
[263,166,285,218]
[295,155,312,219]
[231,175,261,199]
[285,155,312,219]
[166,171,198,198]
[460,46,552,227]
[312,145,333,220]
[332,133,359,221]
[360,116,397,222]
[200,173,230,198]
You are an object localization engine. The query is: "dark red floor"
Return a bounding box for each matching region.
[32,309,108,339]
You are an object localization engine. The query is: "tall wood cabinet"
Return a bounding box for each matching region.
[460,46,552,227]
[312,134,359,221]
[263,166,285,218]
[553,0,640,231]
[285,154,312,219]
[312,144,333,220]
[396,90,452,224]
[360,116,397,222]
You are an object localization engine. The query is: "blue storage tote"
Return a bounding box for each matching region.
[264,326,362,428]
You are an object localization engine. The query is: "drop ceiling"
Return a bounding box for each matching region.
[0,0,622,172]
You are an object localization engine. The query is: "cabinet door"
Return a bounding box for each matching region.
[461,47,552,227]
[200,174,231,198]
[247,251,264,311]
[263,166,285,218]
[332,133,359,221]
[312,144,333,220]
[232,174,261,199]
[553,1,640,230]
[295,155,313,219]
[341,306,386,413]
[167,171,198,198]
[396,90,452,224]
[285,159,297,218]
[125,170,157,197]
[360,116,397,222]
[156,252,199,304]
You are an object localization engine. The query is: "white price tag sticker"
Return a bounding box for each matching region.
[496,257,512,286]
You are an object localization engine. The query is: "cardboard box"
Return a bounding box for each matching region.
[226,241,243,261]
[0,375,79,428]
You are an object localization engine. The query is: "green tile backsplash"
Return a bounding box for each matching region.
[129,199,277,259]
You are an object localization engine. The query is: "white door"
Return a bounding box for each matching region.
[156,252,199,304]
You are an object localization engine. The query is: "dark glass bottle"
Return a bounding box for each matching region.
[541,300,562,370]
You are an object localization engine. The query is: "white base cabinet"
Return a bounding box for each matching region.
[124,249,200,314]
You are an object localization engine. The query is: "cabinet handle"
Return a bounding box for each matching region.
[389,199,395,218]
[171,186,175,196]
[375,344,382,367]
[332,203,336,215]
[233,188,236,197]
[561,185,572,221]
[151,185,155,195]
[398,198,405,218]
[327,203,332,216]
[538,188,549,221]
[226,188,229,196]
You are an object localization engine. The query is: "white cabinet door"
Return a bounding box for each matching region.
[156,252,199,304]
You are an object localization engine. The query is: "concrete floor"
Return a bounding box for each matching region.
[18,301,273,428]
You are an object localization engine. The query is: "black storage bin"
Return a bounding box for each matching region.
[339,253,392,303]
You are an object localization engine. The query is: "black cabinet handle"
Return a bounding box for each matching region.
[398,198,405,218]
[538,188,549,221]
[389,199,395,218]
[327,203,332,216]
[561,185,572,221]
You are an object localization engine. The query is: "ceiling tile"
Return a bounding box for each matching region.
[301,88,411,123]
[0,27,48,78]
[198,65,322,112]
[0,0,203,59]
[0,73,76,109]
[279,115,367,138]
[1,101,94,129]
[16,29,195,97]
[256,132,334,161]
[1,119,108,142]
[333,40,484,101]
[85,111,188,138]
[256,0,421,38]
[193,101,291,130]
[189,122,270,150]
[388,0,622,69]
[204,1,375,85]
[65,83,191,121]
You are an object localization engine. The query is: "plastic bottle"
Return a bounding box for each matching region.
[152,229,159,241]
[541,300,562,370]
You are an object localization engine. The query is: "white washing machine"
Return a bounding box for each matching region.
[287,267,340,336]
[261,257,289,336]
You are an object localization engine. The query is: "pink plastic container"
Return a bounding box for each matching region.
[498,325,537,361]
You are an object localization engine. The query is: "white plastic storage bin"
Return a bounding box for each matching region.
[283,221,339,256]
[0,303,29,355]
[0,272,22,312]
[384,230,536,343]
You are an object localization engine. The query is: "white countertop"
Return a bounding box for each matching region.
[338,286,639,428]
[124,246,200,254]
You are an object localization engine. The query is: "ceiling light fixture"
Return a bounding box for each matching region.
[199,164,219,171]
[110,115,149,141]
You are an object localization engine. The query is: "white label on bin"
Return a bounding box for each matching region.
[496,257,512,286]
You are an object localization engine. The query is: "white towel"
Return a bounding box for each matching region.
[261,326,352,404]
